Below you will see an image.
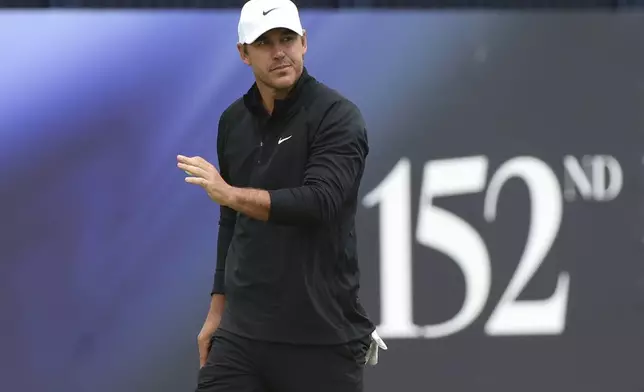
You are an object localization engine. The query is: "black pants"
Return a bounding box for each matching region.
[196,328,371,392]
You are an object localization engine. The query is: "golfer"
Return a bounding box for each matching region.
[177,0,386,390]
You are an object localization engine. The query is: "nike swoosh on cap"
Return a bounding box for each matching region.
[262,7,277,15]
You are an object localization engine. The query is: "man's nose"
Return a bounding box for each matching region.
[271,44,286,58]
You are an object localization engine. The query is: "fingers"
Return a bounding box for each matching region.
[177,154,195,164]
[177,154,219,190]
[177,162,207,178]
[199,349,208,368]
[185,176,206,186]
[177,155,212,169]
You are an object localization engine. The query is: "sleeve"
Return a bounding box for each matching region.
[267,99,369,225]
[211,112,237,296]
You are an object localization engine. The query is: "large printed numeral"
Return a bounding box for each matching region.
[415,156,491,338]
[363,159,416,337]
[483,157,569,335]
[362,156,570,338]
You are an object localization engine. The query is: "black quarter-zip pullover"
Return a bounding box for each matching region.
[211,68,375,345]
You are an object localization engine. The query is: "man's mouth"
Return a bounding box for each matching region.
[271,64,291,71]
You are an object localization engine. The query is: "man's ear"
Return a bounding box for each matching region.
[301,29,307,55]
[237,43,251,66]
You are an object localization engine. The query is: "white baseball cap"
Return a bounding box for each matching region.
[237,0,304,44]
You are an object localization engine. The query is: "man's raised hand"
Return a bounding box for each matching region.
[177,155,232,206]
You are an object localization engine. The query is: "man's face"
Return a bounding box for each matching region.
[238,28,307,91]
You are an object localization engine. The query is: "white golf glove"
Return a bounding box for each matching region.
[365,329,387,366]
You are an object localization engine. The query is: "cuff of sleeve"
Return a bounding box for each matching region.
[267,188,295,223]
[211,272,225,295]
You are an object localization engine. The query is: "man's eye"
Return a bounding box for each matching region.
[282,36,295,42]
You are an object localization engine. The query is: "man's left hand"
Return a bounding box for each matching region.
[177,155,232,205]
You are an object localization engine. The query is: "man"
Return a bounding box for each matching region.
[177,0,386,391]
